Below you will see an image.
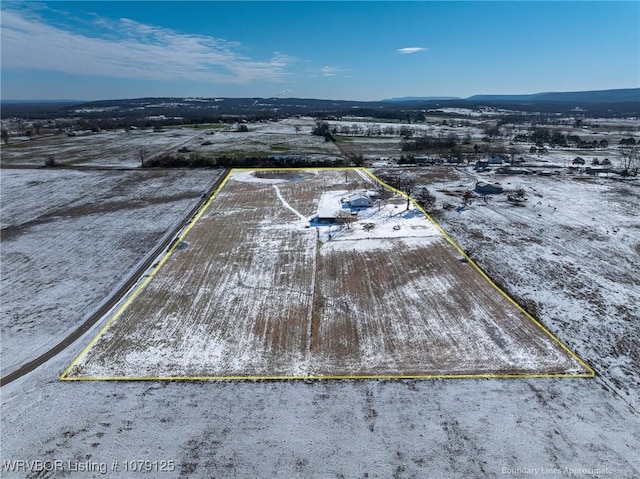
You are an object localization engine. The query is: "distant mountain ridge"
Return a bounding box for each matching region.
[384,88,639,104]
[466,88,639,104]
[384,96,461,102]
[4,88,637,107]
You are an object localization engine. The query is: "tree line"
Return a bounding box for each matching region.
[512,128,615,148]
[142,154,353,169]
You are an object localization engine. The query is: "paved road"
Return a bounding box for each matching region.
[0,168,229,386]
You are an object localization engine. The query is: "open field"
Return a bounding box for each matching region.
[63,169,588,379]
[0,167,223,376]
[0,118,342,167]
[2,115,637,172]
[194,118,342,158]
[0,129,204,168]
[336,136,403,160]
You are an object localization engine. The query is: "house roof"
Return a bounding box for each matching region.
[318,190,348,218]
[475,181,503,192]
[346,193,371,203]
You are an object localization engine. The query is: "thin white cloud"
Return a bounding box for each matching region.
[397,47,426,55]
[321,66,338,77]
[0,8,295,84]
[320,66,349,77]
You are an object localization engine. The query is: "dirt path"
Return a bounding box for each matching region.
[0,169,230,386]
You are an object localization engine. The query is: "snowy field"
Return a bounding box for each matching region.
[0,129,205,168]
[1,167,223,376]
[337,136,404,160]
[1,344,637,478]
[63,169,587,379]
[194,119,342,158]
[0,119,342,167]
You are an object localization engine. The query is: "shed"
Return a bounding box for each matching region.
[585,167,610,176]
[474,160,489,170]
[496,167,531,175]
[475,182,504,195]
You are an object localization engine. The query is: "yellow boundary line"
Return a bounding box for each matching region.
[60,169,234,379]
[361,168,594,379]
[61,371,590,382]
[61,167,594,382]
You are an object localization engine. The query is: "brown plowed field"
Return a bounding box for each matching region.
[63,169,589,379]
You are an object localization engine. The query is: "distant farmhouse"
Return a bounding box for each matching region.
[316,190,374,223]
[496,167,531,175]
[474,155,505,171]
[474,159,489,171]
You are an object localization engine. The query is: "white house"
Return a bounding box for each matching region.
[316,190,373,222]
[344,193,373,209]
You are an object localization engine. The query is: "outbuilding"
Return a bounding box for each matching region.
[474,181,504,195]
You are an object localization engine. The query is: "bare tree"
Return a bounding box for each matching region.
[397,175,417,210]
[138,147,147,167]
[620,146,639,176]
[462,190,475,207]
[415,187,436,211]
[377,170,416,209]
[507,188,526,204]
[336,210,358,229]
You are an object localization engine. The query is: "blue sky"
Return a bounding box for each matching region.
[1,1,639,101]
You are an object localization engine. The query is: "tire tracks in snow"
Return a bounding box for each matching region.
[272,184,307,222]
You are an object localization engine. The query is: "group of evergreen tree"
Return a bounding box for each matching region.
[310,121,336,142]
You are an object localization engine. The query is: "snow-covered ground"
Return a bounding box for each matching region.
[374,166,639,407]
[193,119,342,157]
[0,119,344,167]
[1,350,638,478]
[1,132,639,477]
[1,168,222,376]
[0,129,204,168]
